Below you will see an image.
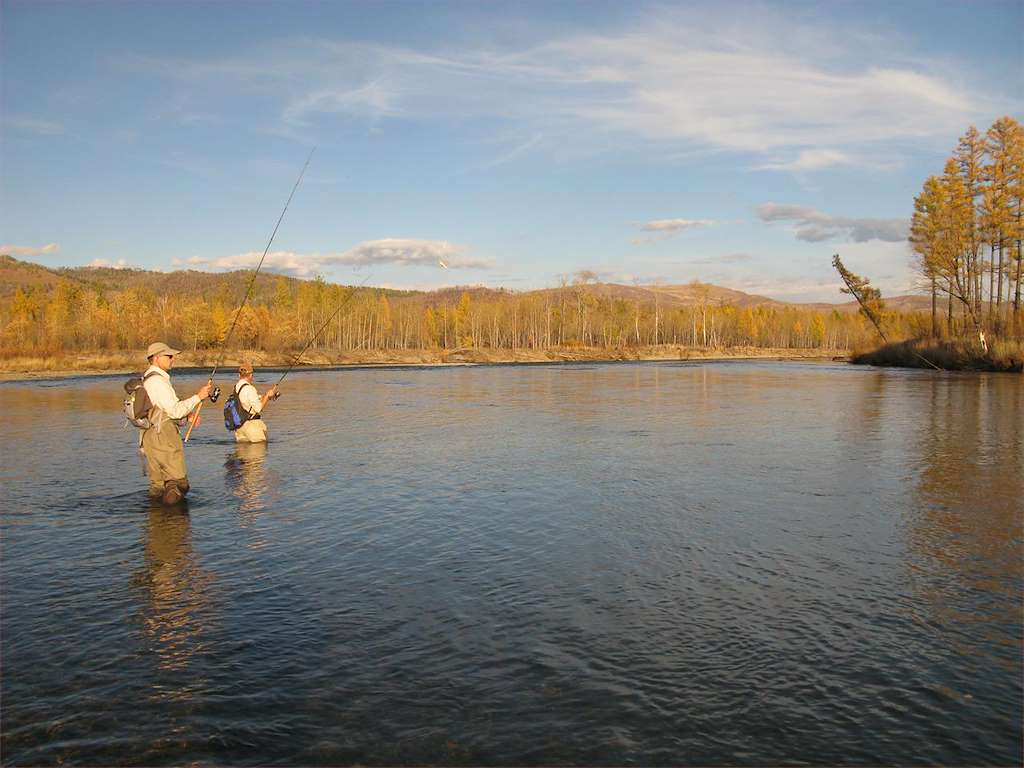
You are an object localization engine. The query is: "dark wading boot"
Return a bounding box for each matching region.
[161,478,189,506]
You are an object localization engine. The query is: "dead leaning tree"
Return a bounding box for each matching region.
[832,254,942,371]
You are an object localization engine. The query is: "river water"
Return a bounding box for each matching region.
[1,361,1021,766]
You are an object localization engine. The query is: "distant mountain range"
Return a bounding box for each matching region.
[0,254,932,313]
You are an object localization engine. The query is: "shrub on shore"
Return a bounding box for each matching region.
[852,337,1023,372]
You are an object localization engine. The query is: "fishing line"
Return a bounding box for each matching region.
[272,256,451,390]
[184,147,315,442]
[273,271,376,389]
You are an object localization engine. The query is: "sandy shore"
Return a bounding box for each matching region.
[0,346,847,381]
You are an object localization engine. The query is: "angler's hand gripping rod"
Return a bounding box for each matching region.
[185,147,316,442]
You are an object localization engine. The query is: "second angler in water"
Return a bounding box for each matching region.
[231,364,278,443]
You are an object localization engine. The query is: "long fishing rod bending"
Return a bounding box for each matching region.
[185,147,316,442]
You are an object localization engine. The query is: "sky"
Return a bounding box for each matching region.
[1,1,1021,303]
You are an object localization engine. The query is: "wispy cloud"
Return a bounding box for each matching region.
[481,133,544,169]
[282,79,400,126]
[180,239,491,277]
[632,217,715,244]
[689,252,754,265]
[757,203,908,243]
[1,243,61,256]
[730,277,847,303]
[135,9,1007,165]
[2,116,64,136]
[640,218,716,232]
[754,149,885,174]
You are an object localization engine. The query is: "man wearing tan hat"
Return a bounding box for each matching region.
[232,363,278,443]
[141,342,213,504]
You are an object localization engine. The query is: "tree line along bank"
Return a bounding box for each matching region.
[2,272,932,360]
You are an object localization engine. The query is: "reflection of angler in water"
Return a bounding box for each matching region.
[225,442,271,517]
[133,507,209,673]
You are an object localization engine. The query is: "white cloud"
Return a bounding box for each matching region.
[757,203,908,243]
[716,240,917,303]
[632,217,715,245]
[639,218,715,232]
[137,9,1008,164]
[338,238,482,268]
[198,251,315,275]
[1,243,61,256]
[86,258,133,269]
[183,239,491,277]
[754,148,901,175]
[282,80,399,125]
[731,277,848,303]
[755,149,857,173]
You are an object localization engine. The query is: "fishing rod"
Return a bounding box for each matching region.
[271,256,450,390]
[273,272,376,389]
[184,147,316,442]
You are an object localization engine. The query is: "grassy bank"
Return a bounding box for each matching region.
[0,345,844,380]
[851,337,1024,372]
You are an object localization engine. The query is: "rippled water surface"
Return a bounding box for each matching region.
[2,361,1022,766]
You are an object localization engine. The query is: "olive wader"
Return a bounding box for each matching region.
[235,415,268,443]
[142,416,190,505]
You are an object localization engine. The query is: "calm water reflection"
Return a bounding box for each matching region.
[1,361,1021,765]
[136,508,208,674]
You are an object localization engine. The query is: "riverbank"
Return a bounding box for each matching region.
[0,345,844,381]
[851,337,1023,372]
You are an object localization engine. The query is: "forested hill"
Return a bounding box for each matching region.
[1,254,940,357]
[0,255,929,312]
[0,254,408,304]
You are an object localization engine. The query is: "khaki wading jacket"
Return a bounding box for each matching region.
[142,365,201,432]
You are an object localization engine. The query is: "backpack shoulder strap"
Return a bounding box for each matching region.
[140,371,162,419]
[237,381,258,417]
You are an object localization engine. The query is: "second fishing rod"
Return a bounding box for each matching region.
[184,147,315,442]
[271,254,449,392]
[273,271,376,391]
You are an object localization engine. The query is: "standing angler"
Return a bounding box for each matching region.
[142,342,213,504]
[231,364,278,443]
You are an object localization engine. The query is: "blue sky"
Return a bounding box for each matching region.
[2,1,1021,302]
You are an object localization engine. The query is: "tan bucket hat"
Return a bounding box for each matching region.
[146,341,182,359]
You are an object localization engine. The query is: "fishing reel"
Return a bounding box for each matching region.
[209,386,221,403]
